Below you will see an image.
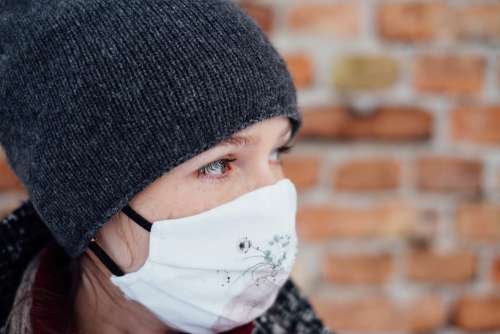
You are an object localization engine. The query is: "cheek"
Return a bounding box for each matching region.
[169,182,247,219]
[171,191,224,218]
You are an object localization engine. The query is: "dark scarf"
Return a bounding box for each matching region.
[3,242,254,334]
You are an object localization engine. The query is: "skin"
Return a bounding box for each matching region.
[73,116,296,333]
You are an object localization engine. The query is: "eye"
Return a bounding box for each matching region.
[197,158,236,180]
[196,144,295,181]
[270,144,295,162]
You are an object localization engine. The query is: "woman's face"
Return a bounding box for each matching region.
[91,115,295,273]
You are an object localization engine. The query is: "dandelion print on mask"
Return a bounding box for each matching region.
[216,233,298,288]
[211,233,298,331]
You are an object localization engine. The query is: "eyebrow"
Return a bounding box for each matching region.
[217,122,292,148]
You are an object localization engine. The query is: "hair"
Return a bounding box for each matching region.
[6,251,82,334]
[10,210,141,334]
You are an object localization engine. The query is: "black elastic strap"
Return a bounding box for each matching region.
[88,239,125,277]
[122,204,152,232]
[87,204,152,277]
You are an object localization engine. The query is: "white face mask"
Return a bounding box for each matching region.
[88,178,299,334]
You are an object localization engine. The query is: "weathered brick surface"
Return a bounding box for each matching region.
[238,1,274,35]
[451,105,500,144]
[281,155,320,192]
[377,2,448,42]
[456,202,500,242]
[333,158,400,191]
[413,54,485,95]
[322,252,394,284]
[407,250,477,283]
[489,256,500,284]
[297,105,433,141]
[312,293,446,333]
[252,2,498,332]
[451,4,500,43]
[286,3,361,37]
[0,159,23,191]
[297,202,434,242]
[282,53,314,89]
[452,296,500,331]
[416,156,483,195]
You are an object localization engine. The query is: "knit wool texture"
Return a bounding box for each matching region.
[0,0,302,257]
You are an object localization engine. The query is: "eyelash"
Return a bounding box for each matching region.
[196,144,295,181]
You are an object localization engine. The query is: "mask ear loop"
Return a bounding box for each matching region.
[88,239,125,277]
[87,204,153,277]
[122,204,153,232]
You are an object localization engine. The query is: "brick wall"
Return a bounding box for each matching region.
[0,147,29,218]
[0,1,499,333]
[236,0,500,333]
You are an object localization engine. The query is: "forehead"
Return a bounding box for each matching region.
[172,118,292,172]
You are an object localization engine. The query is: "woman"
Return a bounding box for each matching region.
[0,0,333,333]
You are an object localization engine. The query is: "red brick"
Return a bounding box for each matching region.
[333,158,400,191]
[413,55,485,95]
[281,155,320,192]
[456,202,500,242]
[297,105,433,141]
[377,2,448,42]
[312,294,446,333]
[416,156,482,195]
[452,295,500,331]
[407,250,477,283]
[369,106,433,140]
[451,105,500,144]
[297,106,348,139]
[322,252,393,284]
[282,53,314,89]
[0,157,24,191]
[237,1,274,35]
[296,202,435,242]
[451,4,500,42]
[490,256,500,284]
[286,3,361,37]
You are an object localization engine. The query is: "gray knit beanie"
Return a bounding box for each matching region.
[0,0,302,257]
